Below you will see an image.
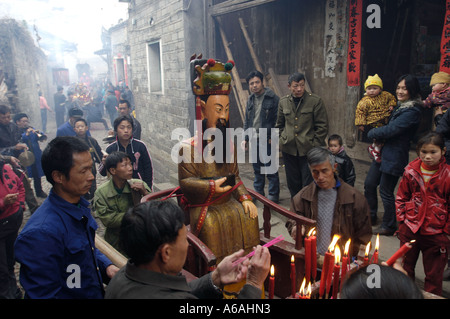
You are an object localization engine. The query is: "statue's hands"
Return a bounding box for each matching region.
[242,200,258,219]
[214,177,232,194]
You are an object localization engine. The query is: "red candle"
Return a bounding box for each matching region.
[319,251,332,298]
[319,235,340,298]
[269,265,275,299]
[332,246,341,299]
[311,231,317,282]
[304,236,312,284]
[386,240,416,266]
[363,242,371,266]
[325,250,335,298]
[290,255,296,297]
[340,239,351,291]
[373,234,380,264]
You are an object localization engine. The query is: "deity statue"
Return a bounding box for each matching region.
[178,56,260,266]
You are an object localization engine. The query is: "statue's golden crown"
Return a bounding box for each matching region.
[190,54,235,96]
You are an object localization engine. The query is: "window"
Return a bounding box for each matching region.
[146,40,164,93]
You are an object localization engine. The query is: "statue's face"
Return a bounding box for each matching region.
[201,95,230,129]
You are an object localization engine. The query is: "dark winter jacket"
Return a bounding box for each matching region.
[276,92,328,156]
[99,138,153,190]
[436,109,450,164]
[334,149,356,186]
[396,157,450,235]
[367,99,423,176]
[243,87,279,141]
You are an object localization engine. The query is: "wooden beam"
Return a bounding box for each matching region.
[211,0,277,17]
[268,68,284,98]
[212,0,251,10]
[238,17,263,73]
[216,17,248,122]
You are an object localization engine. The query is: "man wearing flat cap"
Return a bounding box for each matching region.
[56,107,91,137]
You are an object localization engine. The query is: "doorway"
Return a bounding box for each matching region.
[360,0,445,142]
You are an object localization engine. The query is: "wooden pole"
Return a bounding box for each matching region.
[216,16,248,122]
[238,17,263,73]
[95,235,127,268]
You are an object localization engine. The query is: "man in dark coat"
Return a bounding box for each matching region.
[105,90,119,128]
[53,86,67,128]
[105,200,270,299]
[242,70,280,202]
[14,113,47,198]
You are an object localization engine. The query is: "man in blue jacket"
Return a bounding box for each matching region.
[242,71,280,202]
[15,137,119,298]
[56,107,91,138]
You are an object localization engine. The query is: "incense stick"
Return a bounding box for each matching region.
[232,235,284,266]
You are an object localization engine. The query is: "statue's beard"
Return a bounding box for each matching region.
[202,118,231,164]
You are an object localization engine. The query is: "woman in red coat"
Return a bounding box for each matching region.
[396,132,450,296]
[0,158,25,298]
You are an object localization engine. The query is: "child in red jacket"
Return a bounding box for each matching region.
[396,132,450,296]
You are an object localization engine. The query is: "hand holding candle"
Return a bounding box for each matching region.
[386,240,416,266]
[232,235,284,266]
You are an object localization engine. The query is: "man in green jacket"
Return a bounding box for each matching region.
[275,73,328,197]
[93,151,151,252]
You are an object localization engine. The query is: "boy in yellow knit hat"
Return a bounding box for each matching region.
[424,71,450,126]
[355,74,397,162]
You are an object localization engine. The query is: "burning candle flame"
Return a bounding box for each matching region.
[299,277,306,295]
[270,265,275,277]
[375,234,380,251]
[365,242,371,257]
[328,234,341,252]
[306,281,312,297]
[344,239,351,256]
[291,255,295,263]
[334,246,341,264]
[307,227,316,237]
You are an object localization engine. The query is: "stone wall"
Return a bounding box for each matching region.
[0,19,49,129]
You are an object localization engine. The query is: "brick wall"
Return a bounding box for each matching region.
[127,0,206,186]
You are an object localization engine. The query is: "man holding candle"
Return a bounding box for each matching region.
[286,147,372,257]
[105,200,271,299]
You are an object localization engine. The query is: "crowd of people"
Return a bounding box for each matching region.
[0,67,449,300]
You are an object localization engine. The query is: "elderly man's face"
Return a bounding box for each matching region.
[310,160,337,190]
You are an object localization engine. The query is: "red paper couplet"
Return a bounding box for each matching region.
[347,0,363,86]
[440,0,450,73]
